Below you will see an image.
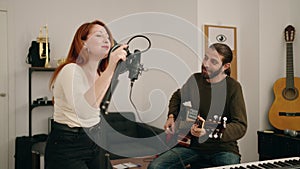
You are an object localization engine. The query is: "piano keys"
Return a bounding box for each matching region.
[205,157,300,169]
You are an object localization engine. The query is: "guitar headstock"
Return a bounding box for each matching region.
[284,25,295,42]
[202,115,227,139]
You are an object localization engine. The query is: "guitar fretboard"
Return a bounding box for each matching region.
[286,42,295,89]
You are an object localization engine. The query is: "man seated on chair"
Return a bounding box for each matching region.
[148,43,247,169]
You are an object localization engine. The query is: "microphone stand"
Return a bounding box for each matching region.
[99,35,150,168]
[100,49,142,114]
[100,60,127,114]
[100,61,127,169]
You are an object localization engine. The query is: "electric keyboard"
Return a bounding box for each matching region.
[205,157,300,169]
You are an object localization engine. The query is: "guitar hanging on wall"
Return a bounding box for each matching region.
[268,25,300,131]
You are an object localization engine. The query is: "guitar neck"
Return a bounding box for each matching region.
[286,41,295,89]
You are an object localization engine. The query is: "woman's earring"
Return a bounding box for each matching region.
[83,43,89,53]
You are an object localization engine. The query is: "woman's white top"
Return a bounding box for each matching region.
[52,63,100,128]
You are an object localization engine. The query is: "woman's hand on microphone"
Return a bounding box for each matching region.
[109,44,128,66]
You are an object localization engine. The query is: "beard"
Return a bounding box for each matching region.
[202,65,223,79]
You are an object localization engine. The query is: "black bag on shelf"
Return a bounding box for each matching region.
[26,41,50,67]
[15,134,48,169]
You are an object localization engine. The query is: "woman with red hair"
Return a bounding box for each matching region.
[45,20,127,169]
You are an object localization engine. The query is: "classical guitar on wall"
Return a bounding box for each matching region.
[268,25,300,131]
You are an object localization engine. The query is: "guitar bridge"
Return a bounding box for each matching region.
[279,112,300,116]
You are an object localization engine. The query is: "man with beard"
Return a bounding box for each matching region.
[148,43,247,169]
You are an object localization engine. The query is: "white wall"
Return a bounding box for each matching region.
[2,0,300,168]
[259,0,300,130]
[9,0,198,136]
[5,0,198,168]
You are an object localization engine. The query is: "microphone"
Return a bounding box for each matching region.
[106,35,150,82]
[100,35,150,113]
[127,49,143,82]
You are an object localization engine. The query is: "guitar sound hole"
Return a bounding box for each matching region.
[282,88,299,100]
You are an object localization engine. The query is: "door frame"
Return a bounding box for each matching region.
[0,4,16,169]
[0,9,9,169]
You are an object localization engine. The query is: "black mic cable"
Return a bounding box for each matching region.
[125,35,187,168]
[106,35,187,168]
[128,82,187,169]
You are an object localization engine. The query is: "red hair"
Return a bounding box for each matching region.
[49,20,114,89]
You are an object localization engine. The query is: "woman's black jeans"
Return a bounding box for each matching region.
[45,122,101,169]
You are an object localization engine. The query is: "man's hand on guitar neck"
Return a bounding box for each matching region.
[190,116,206,138]
[164,114,175,134]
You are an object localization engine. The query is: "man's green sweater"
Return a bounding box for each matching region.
[168,73,247,156]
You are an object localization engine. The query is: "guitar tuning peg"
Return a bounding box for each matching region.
[223,117,227,122]
[213,133,218,139]
[219,133,223,138]
[209,133,213,138]
[213,115,218,120]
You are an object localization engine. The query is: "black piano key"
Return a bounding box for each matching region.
[282,160,295,167]
[265,162,279,168]
[266,163,277,168]
[273,162,284,168]
[229,167,246,169]
[277,161,292,167]
[268,162,282,168]
[274,161,286,167]
[258,163,270,169]
[261,163,272,168]
[246,164,263,169]
[287,159,300,166]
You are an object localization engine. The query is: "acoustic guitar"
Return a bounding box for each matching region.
[268,25,300,131]
[167,106,227,147]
